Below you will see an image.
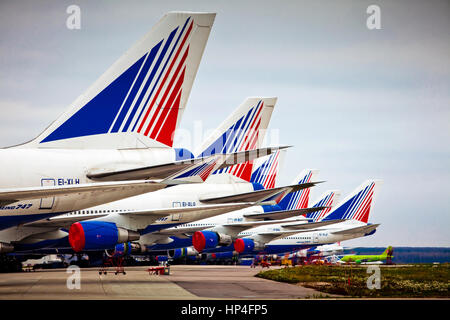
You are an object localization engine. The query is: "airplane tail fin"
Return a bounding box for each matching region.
[306,190,341,222]
[381,246,393,257]
[250,149,286,189]
[322,180,383,223]
[276,169,319,210]
[198,97,276,183]
[21,12,215,149]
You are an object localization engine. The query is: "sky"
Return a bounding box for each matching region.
[0,0,449,247]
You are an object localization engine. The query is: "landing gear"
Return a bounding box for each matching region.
[0,254,22,273]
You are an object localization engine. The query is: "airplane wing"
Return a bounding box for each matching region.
[86,146,289,181]
[1,150,274,205]
[165,217,307,234]
[199,181,323,205]
[0,180,167,206]
[120,202,256,218]
[280,219,346,229]
[243,206,329,220]
[254,230,310,242]
[26,203,256,229]
[331,224,380,235]
[23,212,110,228]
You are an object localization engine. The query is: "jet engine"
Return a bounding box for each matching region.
[192,231,232,252]
[0,242,14,253]
[68,221,140,252]
[167,247,200,259]
[233,238,264,253]
[105,242,146,258]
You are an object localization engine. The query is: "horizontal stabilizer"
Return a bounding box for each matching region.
[199,181,322,205]
[331,224,380,235]
[24,212,109,228]
[86,146,289,181]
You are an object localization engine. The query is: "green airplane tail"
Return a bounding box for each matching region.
[381,246,394,257]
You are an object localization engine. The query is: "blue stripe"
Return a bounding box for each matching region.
[110,53,150,133]
[40,54,146,143]
[119,44,161,132]
[0,212,69,231]
[132,16,190,133]
[230,103,259,153]
[131,27,179,132]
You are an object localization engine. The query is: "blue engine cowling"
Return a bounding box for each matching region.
[192,231,232,252]
[106,242,145,258]
[234,238,264,253]
[69,221,140,252]
[168,247,199,259]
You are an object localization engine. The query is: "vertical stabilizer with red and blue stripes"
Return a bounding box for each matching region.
[250,149,286,189]
[321,180,383,223]
[24,12,215,149]
[276,169,319,210]
[305,190,341,222]
[196,97,276,183]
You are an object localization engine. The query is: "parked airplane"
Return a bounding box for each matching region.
[163,179,382,259]
[337,246,393,264]
[284,243,344,260]
[151,166,328,258]
[2,97,289,254]
[231,180,383,256]
[0,12,218,237]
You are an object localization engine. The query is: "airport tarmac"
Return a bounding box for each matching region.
[0,265,328,300]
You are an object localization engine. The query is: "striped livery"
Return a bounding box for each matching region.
[38,13,215,148]
[250,150,282,189]
[322,180,382,223]
[305,190,341,222]
[277,169,319,211]
[204,100,265,182]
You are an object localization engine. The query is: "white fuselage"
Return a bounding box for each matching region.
[0,179,255,243]
[242,220,368,248]
[0,148,175,220]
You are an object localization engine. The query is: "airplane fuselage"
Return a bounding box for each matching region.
[0,148,176,228]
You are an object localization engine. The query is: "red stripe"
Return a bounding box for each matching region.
[318,195,334,220]
[265,157,279,189]
[137,21,193,133]
[239,106,263,151]
[155,87,182,146]
[264,154,279,189]
[146,65,186,137]
[244,118,261,151]
[355,192,373,223]
[200,161,217,181]
[353,184,374,221]
[144,47,189,137]
[353,184,374,220]
[355,188,374,222]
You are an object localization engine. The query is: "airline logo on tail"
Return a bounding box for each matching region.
[40,16,197,147]
[307,190,341,222]
[322,180,382,223]
[205,100,265,182]
[277,169,318,210]
[250,150,281,189]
